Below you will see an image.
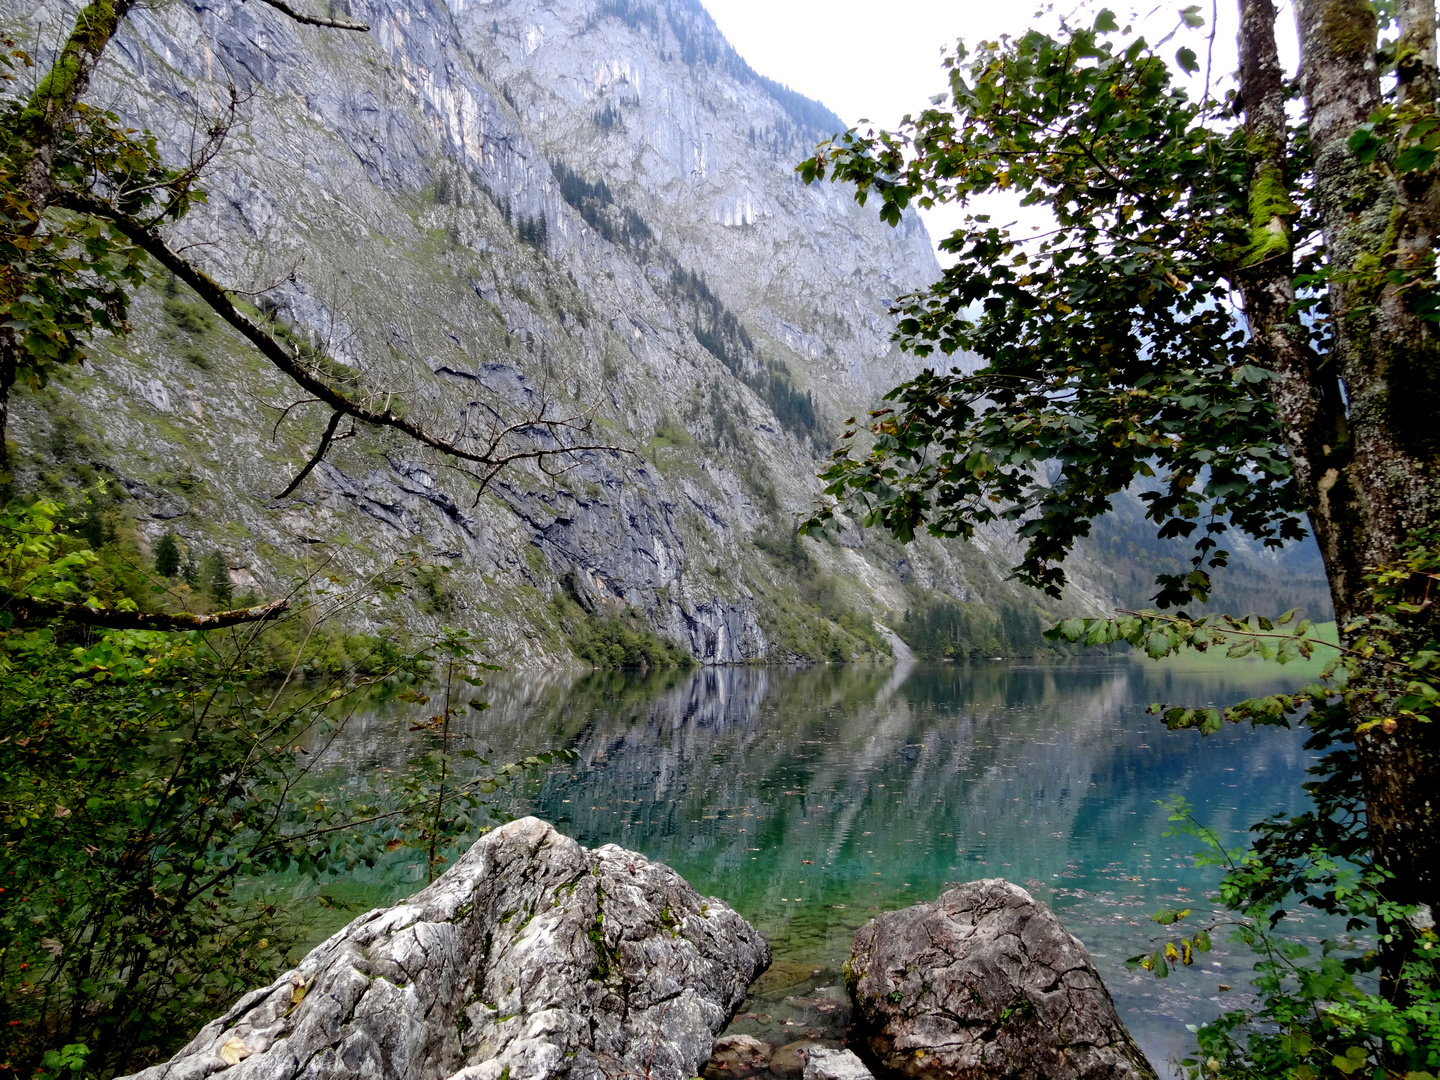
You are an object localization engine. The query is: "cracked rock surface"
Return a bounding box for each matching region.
[846,880,1157,1080]
[119,818,770,1080]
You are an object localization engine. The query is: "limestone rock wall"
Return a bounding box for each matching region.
[8,0,1111,664]
[119,818,771,1080]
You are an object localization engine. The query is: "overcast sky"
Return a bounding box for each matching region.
[698,0,1290,253]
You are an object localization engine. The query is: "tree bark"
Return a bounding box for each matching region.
[1,593,289,630]
[1258,0,1440,925]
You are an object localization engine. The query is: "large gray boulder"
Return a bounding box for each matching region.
[121,817,771,1080]
[845,879,1157,1080]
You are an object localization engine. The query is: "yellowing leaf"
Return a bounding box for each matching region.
[218,1037,253,1066]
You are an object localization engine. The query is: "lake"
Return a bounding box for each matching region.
[302,652,1327,1077]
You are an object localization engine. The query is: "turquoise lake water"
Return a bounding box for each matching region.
[306,655,1327,1076]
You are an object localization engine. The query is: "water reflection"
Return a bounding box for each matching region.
[312,657,1319,1076]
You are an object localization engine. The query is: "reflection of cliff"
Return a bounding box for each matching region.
[301,661,1314,1079]
[316,663,1312,880]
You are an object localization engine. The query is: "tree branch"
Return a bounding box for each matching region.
[274,409,350,498]
[3,594,290,630]
[10,0,136,213]
[55,190,632,489]
[250,0,370,31]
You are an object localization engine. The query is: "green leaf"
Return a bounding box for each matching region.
[1349,125,1385,163]
[1179,4,1205,27]
[1397,145,1437,173]
[1094,8,1119,32]
[1333,1047,1369,1075]
[1175,47,1198,74]
[1151,907,1192,925]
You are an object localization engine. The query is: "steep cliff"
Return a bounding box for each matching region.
[6,0,1111,664]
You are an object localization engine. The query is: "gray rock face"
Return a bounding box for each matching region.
[120,818,770,1080]
[845,880,1157,1080]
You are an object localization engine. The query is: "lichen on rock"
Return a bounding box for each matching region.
[845,878,1157,1080]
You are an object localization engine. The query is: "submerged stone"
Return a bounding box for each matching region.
[768,1040,821,1080]
[119,818,770,1080]
[704,1034,777,1080]
[846,879,1158,1080]
[801,1048,875,1080]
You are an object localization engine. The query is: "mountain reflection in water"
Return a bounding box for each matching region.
[312,657,1320,1076]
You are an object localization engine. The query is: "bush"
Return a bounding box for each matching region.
[549,592,692,670]
[0,503,570,1075]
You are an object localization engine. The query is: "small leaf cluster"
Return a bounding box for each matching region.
[1,43,205,410]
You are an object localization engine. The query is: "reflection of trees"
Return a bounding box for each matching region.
[310,661,1311,952]
[298,661,1315,1071]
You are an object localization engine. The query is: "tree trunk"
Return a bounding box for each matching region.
[0,0,135,476]
[1249,0,1440,928]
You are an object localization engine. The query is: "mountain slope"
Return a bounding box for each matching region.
[8,0,1117,664]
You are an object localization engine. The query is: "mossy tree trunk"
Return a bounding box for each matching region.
[0,0,134,471]
[1238,0,1440,933]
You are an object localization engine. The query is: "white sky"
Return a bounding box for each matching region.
[699,0,1295,254]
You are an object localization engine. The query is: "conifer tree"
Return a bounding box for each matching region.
[152,532,180,577]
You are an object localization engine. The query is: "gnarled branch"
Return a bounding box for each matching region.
[251,0,370,31]
[3,594,290,630]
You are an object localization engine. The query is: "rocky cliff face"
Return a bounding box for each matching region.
[8,0,1109,664]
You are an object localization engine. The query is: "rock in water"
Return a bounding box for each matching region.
[121,818,771,1080]
[704,1035,776,1080]
[846,879,1157,1080]
[801,1049,875,1080]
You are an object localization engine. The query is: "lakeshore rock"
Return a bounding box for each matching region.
[119,817,770,1080]
[846,879,1158,1080]
[802,1049,875,1080]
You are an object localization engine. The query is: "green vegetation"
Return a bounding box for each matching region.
[549,590,692,670]
[151,531,180,577]
[899,598,1056,660]
[551,160,651,248]
[0,499,569,1075]
[670,268,820,442]
[751,530,887,662]
[515,212,548,252]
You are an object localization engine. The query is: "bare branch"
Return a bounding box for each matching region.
[268,396,323,439]
[3,593,290,630]
[54,189,633,488]
[250,0,370,31]
[274,409,352,498]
